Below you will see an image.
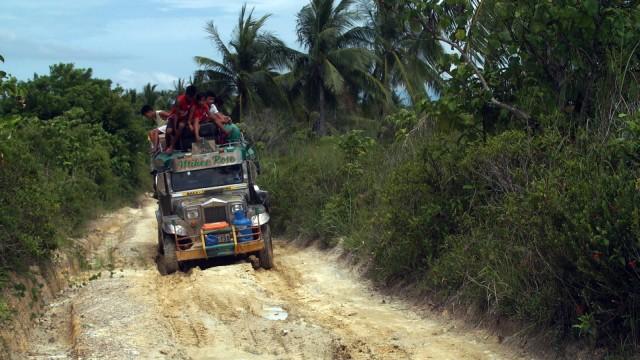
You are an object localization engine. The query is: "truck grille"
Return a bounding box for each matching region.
[204,206,227,223]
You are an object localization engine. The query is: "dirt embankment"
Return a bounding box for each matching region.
[0,199,147,358]
[10,197,535,359]
[0,254,72,356]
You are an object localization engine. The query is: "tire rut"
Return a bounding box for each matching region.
[253,243,528,360]
[22,198,532,360]
[253,246,407,360]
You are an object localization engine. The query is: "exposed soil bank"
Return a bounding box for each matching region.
[0,199,145,359]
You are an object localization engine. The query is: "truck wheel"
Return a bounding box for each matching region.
[259,224,274,270]
[161,235,179,275]
[157,227,164,255]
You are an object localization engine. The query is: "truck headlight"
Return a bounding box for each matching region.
[186,208,200,220]
[163,223,188,236]
[172,224,188,236]
[230,203,244,214]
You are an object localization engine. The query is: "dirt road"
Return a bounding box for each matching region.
[23,197,533,360]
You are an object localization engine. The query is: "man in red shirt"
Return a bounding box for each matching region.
[165,85,197,153]
[189,93,212,143]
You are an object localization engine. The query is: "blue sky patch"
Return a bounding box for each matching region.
[0,0,303,89]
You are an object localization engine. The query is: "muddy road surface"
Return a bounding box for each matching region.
[23,197,533,360]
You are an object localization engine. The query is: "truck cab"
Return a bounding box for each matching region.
[153,142,272,274]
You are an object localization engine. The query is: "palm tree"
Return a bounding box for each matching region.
[172,78,186,94]
[0,54,6,80]
[142,83,159,107]
[360,0,444,109]
[125,89,137,105]
[294,0,387,135]
[194,5,293,122]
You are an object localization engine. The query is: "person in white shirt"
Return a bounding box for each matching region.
[205,92,231,123]
[141,105,171,153]
[204,92,235,142]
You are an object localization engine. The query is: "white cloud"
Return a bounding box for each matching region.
[92,16,214,43]
[0,29,17,41]
[0,14,18,21]
[154,0,304,13]
[0,0,302,85]
[0,29,130,62]
[113,68,179,90]
[0,0,111,17]
[155,0,219,9]
[144,1,302,48]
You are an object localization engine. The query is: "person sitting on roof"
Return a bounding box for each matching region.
[207,92,230,124]
[141,104,171,153]
[190,92,213,144]
[215,113,242,145]
[165,85,197,153]
[205,95,240,145]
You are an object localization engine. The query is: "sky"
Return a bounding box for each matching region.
[0,0,304,90]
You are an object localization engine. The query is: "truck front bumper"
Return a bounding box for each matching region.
[174,226,264,262]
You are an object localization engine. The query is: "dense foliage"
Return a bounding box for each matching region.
[250,0,640,355]
[0,0,639,355]
[0,64,148,272]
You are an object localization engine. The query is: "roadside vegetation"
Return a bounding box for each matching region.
[1,0,640,356]
[0,63,152,320]
[205,0,640,355]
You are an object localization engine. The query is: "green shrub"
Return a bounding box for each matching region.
[262,131,384,246]
[0,64,148,271]
[261,137,346,242]
[367,137,468,280]
[263,127,640,349]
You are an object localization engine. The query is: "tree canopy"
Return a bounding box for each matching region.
[194,5,294,122]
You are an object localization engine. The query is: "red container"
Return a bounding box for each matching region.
[202,221,229,231]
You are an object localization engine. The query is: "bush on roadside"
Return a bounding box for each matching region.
[262,125,640,349]
[0,64,148,272]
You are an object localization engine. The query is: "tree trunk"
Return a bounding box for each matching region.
[314,84,327,136]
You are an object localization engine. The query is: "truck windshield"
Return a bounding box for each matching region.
[171,165,243,192]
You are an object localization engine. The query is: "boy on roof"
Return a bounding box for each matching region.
[189,92,212,143]
[141,104,171,153]
[204,93,239,144]
[165,85,197,153]
[207,92,231,124]
[219,116,242,144]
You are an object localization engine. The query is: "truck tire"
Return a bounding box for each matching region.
[259,224,274,270]
[157,227,164,255]
[161,234,179,275]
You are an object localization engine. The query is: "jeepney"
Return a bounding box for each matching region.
[153,142,272,274]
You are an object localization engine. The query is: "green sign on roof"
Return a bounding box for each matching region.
[172,150,242,172]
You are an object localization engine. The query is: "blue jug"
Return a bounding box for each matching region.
[205,233,219,246]
[233,211,253,242]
